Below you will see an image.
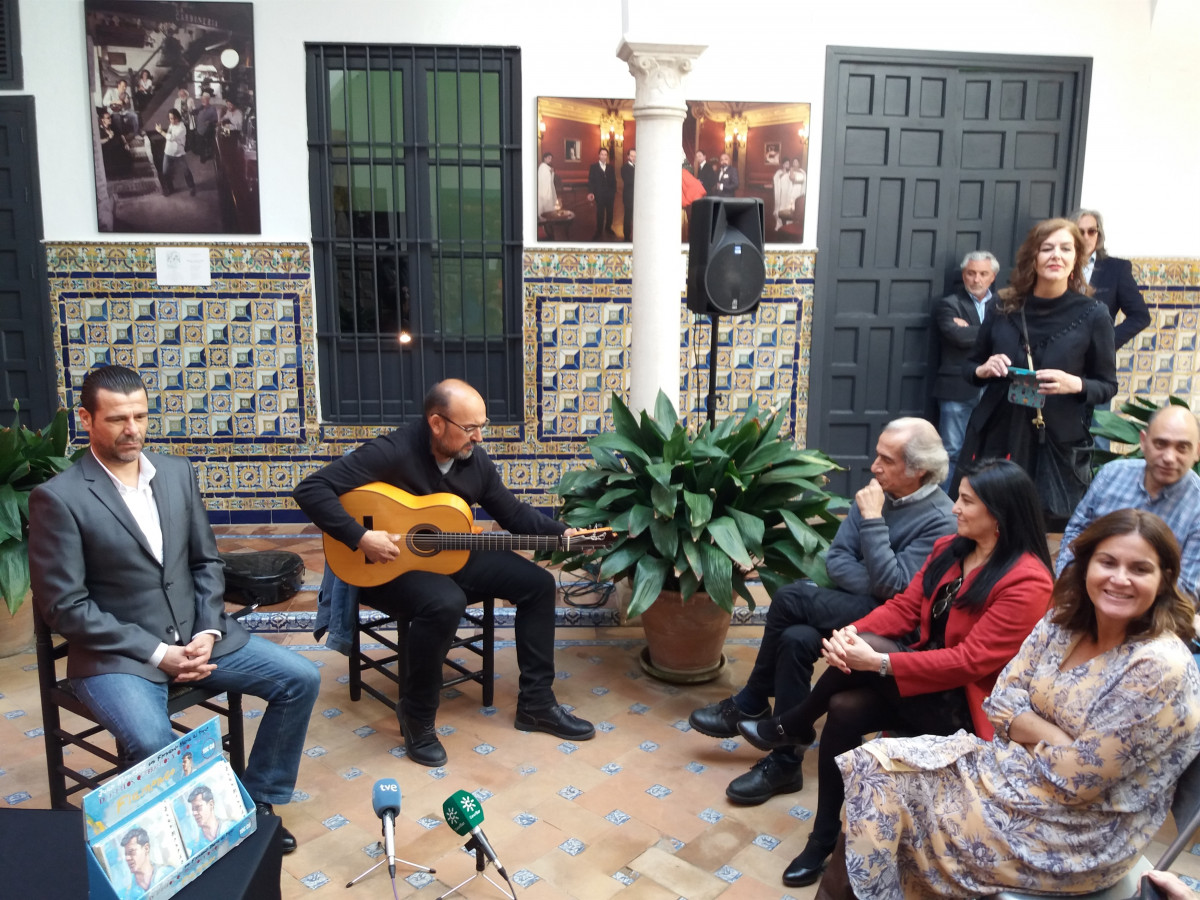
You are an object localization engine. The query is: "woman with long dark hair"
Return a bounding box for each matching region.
[956,217,1117,527]
[824,509,1200,898]
[737,459,1054,888]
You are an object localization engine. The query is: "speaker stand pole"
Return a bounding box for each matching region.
[706,314,721,427]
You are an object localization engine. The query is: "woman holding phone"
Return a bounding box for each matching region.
[956,217,1117,526]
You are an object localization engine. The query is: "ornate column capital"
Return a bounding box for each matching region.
[617,40,706,115]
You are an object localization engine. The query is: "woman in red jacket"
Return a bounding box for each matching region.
[738,458,1054,889]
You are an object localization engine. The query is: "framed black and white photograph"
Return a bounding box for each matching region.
[85,0,260,233]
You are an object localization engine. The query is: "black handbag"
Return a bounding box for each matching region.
[1034,435,1092,520]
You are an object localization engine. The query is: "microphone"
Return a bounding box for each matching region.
[442,789,507,878]
[371,778,401,878]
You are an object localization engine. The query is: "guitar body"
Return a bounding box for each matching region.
[322,483,477,587]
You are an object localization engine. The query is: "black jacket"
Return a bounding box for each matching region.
[932,288,985,401]
[1089,255,1149,350]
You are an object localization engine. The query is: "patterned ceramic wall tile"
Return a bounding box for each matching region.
[42,244,1197,521]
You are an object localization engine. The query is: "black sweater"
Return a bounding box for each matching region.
[293,418,565,550]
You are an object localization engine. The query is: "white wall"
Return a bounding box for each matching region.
[17,0,1200,255]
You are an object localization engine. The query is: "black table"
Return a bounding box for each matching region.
[0,808,282,899]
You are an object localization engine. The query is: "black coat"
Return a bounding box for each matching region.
[932,288,985,402]
[1089,255,1149,350]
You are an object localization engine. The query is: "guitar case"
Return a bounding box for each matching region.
[220,550,305,606]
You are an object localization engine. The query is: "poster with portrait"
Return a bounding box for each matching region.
[85,0,260,233]
[92,802,189,899]
[535,97,810,245]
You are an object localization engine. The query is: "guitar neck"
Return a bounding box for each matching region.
[410,532,564,553]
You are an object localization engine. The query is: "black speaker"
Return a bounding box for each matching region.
[687,197,766,316]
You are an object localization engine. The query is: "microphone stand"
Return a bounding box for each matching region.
[345,829,436,890]
[435,835,516,900]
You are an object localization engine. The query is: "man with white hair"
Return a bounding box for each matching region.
[689,418,957,805]
[932,251,999,491]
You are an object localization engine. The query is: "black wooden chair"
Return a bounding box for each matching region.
[349,592,496,711]
[35,604,247,810]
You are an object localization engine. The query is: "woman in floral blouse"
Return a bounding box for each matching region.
[822,508,1200,899]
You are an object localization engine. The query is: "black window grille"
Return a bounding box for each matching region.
[0,0,23,89]
[306,44,523,424]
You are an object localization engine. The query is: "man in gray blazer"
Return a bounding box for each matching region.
[29,365,319,853]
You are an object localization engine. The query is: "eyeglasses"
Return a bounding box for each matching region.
[930,574,964,619]
[439,414,489,436]
[1080,227,1100,237]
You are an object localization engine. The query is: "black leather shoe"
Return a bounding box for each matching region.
[514,704,596,740]
[725,754,804,805]
[397,701,448,767]
[255,802,297,854]
[738,715,810,752]
[689,696,769,738]
[782,837,836,887]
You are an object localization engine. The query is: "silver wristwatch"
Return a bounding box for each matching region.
[878,654,890,677]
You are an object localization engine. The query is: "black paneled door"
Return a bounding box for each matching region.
[0,96,52,427]
[811,48,1090,495]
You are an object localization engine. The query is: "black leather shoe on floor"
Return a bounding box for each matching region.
[782,837,837,887]
[725,755,804,805]
[255,802,297,854]
[396,701,448,767]
[514,705,596,741]
[688,696,769,738]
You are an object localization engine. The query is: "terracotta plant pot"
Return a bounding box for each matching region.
[0,597,34,658]
[638,589,732,684]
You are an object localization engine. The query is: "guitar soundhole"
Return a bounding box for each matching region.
[407,525,441,558]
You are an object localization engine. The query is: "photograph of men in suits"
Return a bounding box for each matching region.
[932,251,998,490]
[714,152,739,196]
[29,365,319,853]
[621,148,635,241]
[587,147,617,238]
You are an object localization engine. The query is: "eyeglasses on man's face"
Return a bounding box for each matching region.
[439,414,489,436]
[1080,227,1100,237]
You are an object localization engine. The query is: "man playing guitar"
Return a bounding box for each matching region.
[295,379,596,766]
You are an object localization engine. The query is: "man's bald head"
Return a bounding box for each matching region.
[1140,405,1200,496]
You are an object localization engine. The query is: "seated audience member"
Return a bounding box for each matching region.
[219,98,244,134]
[1057,404,1200,600]
[737,459,1054,888]
[102,79,139,136]
[28,365,320,853]
[821,509,1200,899]
[689,417,956,805]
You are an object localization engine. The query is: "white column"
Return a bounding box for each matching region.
[617,40,706,417]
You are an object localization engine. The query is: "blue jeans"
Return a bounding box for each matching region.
[939,396,981,492]
[72,635,320,805]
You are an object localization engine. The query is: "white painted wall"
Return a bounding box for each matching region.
[16,0,1200,255]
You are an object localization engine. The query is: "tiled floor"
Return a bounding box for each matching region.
[1,527,1196,898]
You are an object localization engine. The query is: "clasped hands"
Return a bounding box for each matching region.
[821,625,882,675]
[975,353,1083,395]
[159,633,217,683]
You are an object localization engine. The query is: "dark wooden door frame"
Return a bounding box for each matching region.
[808,45,1091,475]
[0,94,54,427]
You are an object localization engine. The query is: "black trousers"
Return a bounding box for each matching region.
[363,549,557,720]
[742,580,881,714]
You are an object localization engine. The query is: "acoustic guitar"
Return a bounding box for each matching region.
[322,482,615,587]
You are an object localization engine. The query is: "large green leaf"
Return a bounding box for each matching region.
[0,483,21,543]
[696,542,734,612]
[727,506,766,558]
[649,515,680,561]
[589,432,652,466]
[627,555,671,618]
[597,542,647,582]
[626,503,655,538]
[0,537,30,612]
[650,481,677,518]
[706,516,753,569]
[682,490,713,529]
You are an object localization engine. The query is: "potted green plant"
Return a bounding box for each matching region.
[0,404,80,655]
[550,390,846,681]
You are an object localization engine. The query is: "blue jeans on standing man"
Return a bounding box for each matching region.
[72,635,320,806]
[939,393,982,492]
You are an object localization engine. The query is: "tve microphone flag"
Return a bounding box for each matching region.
[372,778,401,876]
